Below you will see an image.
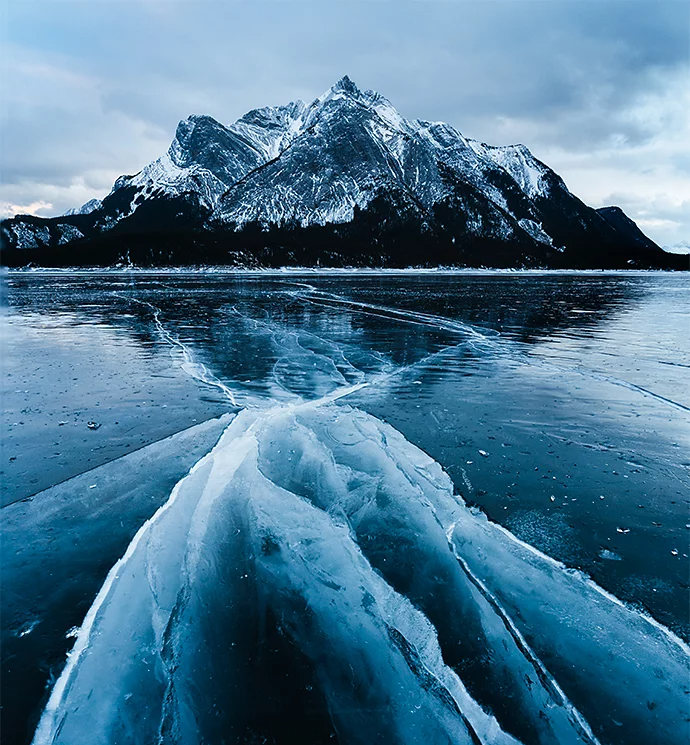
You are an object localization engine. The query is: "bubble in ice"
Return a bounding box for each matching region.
[599,549,622,561]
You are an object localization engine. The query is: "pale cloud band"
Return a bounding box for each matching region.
[0,200,53,218]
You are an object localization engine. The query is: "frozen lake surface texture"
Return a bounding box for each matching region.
[2,271,689,745]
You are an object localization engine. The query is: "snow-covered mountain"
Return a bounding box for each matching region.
[1,76,682,268]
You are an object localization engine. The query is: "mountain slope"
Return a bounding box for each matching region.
[1,76,683,269]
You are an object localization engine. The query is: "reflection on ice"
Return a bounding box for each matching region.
[7,272,689,745]
[32,402,689,745]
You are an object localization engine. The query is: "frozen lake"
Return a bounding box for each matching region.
[2,270,689,745]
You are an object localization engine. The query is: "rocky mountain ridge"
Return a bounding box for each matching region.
[2,76,684,269]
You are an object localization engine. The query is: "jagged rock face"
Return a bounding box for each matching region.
[1,76,681,268]
[103,101,310,214]
[217,88,427,227]
[214,78,554,239]
[120,115,276,209]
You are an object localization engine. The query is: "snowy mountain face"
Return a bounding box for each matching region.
[63,198,103,217]
[121,102,309,210]
[213,78,555,238]
[1,76,680,268]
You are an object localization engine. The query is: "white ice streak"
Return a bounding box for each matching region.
[31,287,690,745]
[118,296,240,407]
[31,403,512,745]
[31,444,222,745]
[254,405,597,745]
[221,303,396,403]
[290,286,493,341]
[297,287,690,416]
[449,511,690,744]
[33,398,614,745]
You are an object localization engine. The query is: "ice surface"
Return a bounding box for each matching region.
[1,308,231,503]
[33,397,688,745]
[7,271,689,745]
[1,415,233,745]
[30,406,509,744]
[451,515,690,745]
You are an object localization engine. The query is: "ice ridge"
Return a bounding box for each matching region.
[30,380,689,745]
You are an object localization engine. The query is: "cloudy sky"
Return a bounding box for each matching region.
[1,0,688,247]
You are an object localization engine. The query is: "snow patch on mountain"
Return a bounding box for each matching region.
[211,76,564,232]
[8,223,51,249]
[56,225,84,245]
[128,152,228,209]
[64,198,102,217]
[232,100,309,160]
[57,76,563,235]
[518,218,554,246]
[468,141,551,199]
[4,74,667,269]
[112,110,307,212]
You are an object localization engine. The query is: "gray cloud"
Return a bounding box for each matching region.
[2,0,688,245]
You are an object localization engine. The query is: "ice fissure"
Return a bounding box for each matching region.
[30,294,690,745]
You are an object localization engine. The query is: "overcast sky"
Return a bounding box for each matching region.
[1,0,688,247]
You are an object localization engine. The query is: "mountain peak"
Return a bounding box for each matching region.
[312,76,366,109]
[238,100,307,130]
[331,75,360,96]
[308,76,412,135]
[173,114,225,149]
[5,77,676,270]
